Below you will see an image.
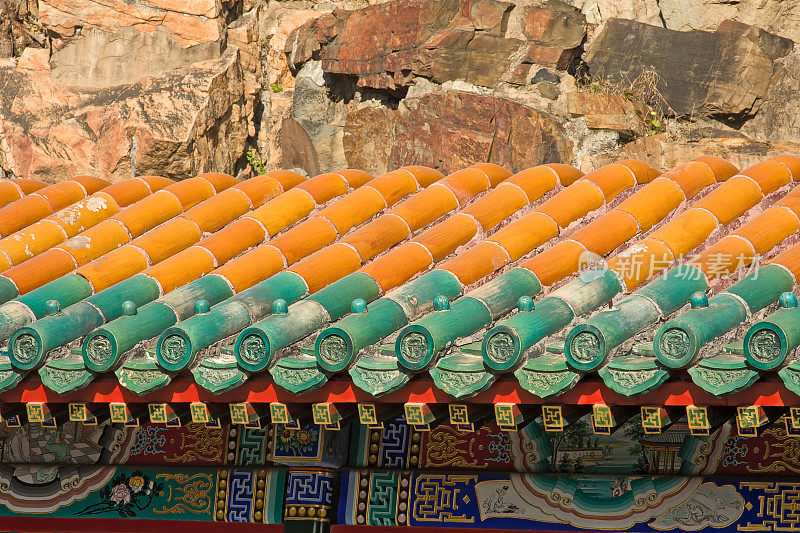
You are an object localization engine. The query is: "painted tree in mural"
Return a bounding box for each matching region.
[548,420,592,471]
[623,416,650,474]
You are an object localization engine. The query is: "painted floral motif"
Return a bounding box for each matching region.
[76,471,164,517]
[276,425,320,457]
[110,484,131,505]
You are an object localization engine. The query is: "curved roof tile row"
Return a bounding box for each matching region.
[0,155,799,404]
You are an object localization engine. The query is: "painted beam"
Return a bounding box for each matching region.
[1,376,799,407]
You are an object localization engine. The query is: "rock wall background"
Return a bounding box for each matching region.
[1,0,799,182]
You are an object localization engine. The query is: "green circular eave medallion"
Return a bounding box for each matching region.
[85,333,115,369]
[10,331,42,370]
[396,328,433,371]
[482,329,520,371]
[238,333,267,366]
[157,332,190,371]
[748,329,781,363]
[564,325,606,371]
[744,324,787,371]
[316,332,351,372]
[655,327,692,368]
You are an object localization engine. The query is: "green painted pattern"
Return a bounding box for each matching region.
[688,354,759,395]
[597,355,670,396]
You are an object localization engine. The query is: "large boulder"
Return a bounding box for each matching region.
[564,0,800,43]
[285,0,586,90]
[585,18,792,121]
[508,1,588,84]
[0,47,248,182]
[343,106,397,176]
[344,89,573,175]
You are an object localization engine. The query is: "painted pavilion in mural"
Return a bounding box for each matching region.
[2,156,800,532]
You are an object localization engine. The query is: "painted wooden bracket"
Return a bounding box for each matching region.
[686,405,731,436]
[494,403,539,431]
[68,402,106,425]
[26,402,62,426]
[108,402,145,426]
[229,401,265,428]
[269,401,299,429]
[0,403,23,426]
[189,402,232,428]
[447,403,492,432]
[148,402,188,426]
[542,405,591,432]
[404,402,448,431]
[357,403,405,430]
[785,406,800,436]
[311,402,356,430]
[736,405,783,437]
[640,406,682,434]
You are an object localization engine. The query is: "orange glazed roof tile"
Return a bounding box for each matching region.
[1,157,800,411]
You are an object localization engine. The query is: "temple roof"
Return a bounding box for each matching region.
[2,156,800,428]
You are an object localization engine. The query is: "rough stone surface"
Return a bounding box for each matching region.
[531,68,560,84]
[291,61,351,175]
[278,117,322,177]
[567,92,648,138]
[0,0,46,58]
[263,6,327,91]
[0,47,248,183]
[39,0,236,48]
[583,125,800,174]
[565,0,800,43]
[50,26,221,88]
[344,89,573,175]
[537,81,560,100]
[227,8,262,141]
[286,0,586,90]
[2,0,800,186]
[585,18,792,120]
[563,0,663,26]
[343,106,397,176]
[741,49,800,144]
[659,0,800,43]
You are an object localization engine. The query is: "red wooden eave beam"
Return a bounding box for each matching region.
[1,376,798,407]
